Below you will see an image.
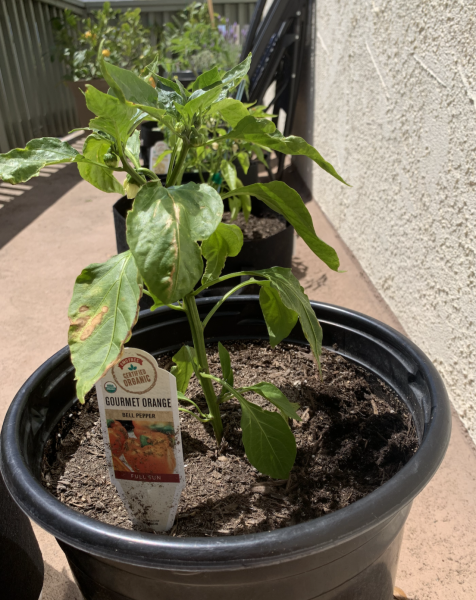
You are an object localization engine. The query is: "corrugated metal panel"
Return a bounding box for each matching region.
[0,0,256,152]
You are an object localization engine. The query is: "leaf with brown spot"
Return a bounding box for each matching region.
[127,181,222,304]
[68,251,142,402]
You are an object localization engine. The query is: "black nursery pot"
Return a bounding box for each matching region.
[1,298,451,600]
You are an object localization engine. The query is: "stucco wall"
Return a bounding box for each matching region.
[296,1,476,442]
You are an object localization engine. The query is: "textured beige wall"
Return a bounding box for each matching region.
[295,1,476,442]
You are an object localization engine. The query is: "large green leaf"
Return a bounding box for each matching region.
[222,181,340,271]
[259,285,299,347]
[248,267,323,362]
[127,181,223,304]
[211,99,249,127]
[86,86,145,144]
[68,251,142,403]
[192,66,221,92]
[220,54,252,94]
[223,116,348,185]
[240,396,296,478]
[184,85,225,118]
[101,62,159,107]
[0,138,78,184]
[239,382,301,421]
[77,135,123,193]
[170,345,196,394]
[201,222,243,284]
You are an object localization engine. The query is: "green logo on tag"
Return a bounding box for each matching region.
[128,365,138,371]
[105,382,117,393]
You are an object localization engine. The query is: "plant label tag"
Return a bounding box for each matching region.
[149,140,171,175]
[95,347,185,532]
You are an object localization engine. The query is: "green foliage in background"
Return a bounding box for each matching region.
[51,2,155,81]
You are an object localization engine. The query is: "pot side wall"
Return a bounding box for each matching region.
[293,1,476,444]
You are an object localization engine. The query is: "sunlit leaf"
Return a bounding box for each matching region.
[223,181,340,271]
[201,222,243,284]
[86,85,145,144]
[127,181,223,304]
[78,134,123,193]
[68,251,142,403]
[239,382,301,421]
[0,137,78,184]
[223,116,349,185]
[171,345,197,394]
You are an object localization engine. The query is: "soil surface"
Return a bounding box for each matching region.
[42,341,418,537]
[222,212,286,240]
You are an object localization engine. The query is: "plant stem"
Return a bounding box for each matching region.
[183,294,223,444]
[118,145,146,187]
[201,279,263,330]
[193,270,256,296]
[166,139,191,187]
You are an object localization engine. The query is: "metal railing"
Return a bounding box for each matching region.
[0,0,256,153]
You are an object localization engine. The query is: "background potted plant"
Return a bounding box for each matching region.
[52,2,155,127]
[0,54,451,600]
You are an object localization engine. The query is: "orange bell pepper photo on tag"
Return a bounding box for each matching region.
[123,435,176,474]
[107,420,128,457]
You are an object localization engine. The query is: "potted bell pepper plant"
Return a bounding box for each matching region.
[0,54,451,600]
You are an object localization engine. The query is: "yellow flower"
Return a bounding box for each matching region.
[102,49,111,57]
[84,31,92,38]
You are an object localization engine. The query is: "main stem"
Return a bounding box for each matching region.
[183,294,223,444]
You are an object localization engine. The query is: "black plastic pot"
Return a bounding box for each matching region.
[0,468,44,599]
[139,122,165,167]
[1,298,451,600]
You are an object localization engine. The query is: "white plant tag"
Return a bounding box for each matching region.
[95,347,185,532]
[149,140,171,175]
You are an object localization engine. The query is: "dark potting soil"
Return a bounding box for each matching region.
[222,212,286,241]
[41,341,418,537]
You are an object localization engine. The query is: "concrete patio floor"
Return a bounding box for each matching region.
[0,146,475,599]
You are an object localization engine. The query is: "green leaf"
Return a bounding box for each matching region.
[249,267,323,363]
[192,66,221,91]
[77,134,123,193]
[239,382,301,421]
[184,85,224,117]
[228,196,241,220]
[68,251,142,403]
[201,222,243,284]
[223,181,340,271]
[126,130,141,164]
[127,181,223,304]
[235,151,250,174]
[211,99,249,127]
[259,286,299,347]
[220,54,252,94]
[236,179,251,221]
[0,137,78,184]
[200,373,296,478]
[220,159,237,191]
[140,434,150,448]
[240,396,296,478]
[86,86,145,144]
[101,61,159,106]
[223,116,349,186]
[218,342,233,387]
[170,345,197,394]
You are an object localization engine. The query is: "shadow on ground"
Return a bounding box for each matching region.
[0,163,82,251]
[42,563,82,600]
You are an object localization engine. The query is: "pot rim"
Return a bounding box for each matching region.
[0,298,451,570]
